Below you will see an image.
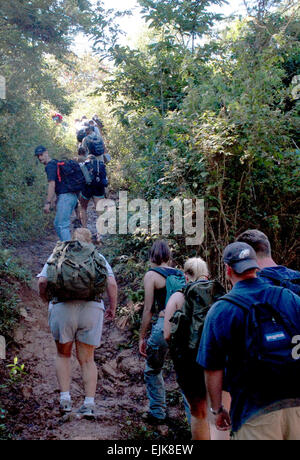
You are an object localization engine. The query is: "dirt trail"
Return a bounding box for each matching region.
[3,205,187,441]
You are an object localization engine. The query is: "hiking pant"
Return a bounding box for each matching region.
[144,317,169,420]
[54,193,78,241]
[232,406,300,440]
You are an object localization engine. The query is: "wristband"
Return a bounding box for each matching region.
[210,405,224,416]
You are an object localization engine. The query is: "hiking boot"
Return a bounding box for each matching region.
[142,412,167,426]
[77,403,96,419]
[59,399,72,413]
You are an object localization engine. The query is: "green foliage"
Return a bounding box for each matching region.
[0,249,31,341]
[100,2,300,278]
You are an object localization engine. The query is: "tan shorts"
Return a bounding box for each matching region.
[48,300,105,347]
[232,406,300,440]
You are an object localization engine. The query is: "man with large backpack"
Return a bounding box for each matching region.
[35,145,86,241]
[38,228,118,417]
[197,242,300,440]
[236,229,300,295]
[139,240,186,425]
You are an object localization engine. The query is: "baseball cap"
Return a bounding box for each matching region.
[223,242,260,274]
[34,145,47,156]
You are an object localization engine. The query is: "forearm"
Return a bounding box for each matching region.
[140,309,153,340]
[46,181,56,203]
[106,277,118,317]
[204,369,224,411]
[38,277,49,303]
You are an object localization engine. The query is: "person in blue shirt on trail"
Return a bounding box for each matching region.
[235,229,300,295]
[197,242,300,440]
[35,145,79,241]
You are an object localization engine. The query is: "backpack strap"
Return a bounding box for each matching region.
[149,267,169,278]
[149,267,182,278]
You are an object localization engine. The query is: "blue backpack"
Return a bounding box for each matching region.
[86,135,105,157]
[259,269,300,296]
[221,287,300,399]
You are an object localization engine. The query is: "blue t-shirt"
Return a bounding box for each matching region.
[45,160,70,195]
[258,266,300,295]
[197,277,300,432]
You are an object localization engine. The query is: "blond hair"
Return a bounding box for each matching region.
[184,257,209,281]
[72,228,92,244]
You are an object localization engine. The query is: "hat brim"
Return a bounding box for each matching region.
[230,259,260,274]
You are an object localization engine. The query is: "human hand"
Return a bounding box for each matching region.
[43,203,51,214]
[139,338,147,358]
[105,308,115,321]
[215,408,231,431]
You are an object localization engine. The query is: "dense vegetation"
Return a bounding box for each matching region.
[0,0,299,329]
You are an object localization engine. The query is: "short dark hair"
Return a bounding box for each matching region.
[235,229,271,257]
[149,240,171,266]
[78,147,85,156]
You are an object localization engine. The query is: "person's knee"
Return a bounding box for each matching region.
[76,342,95,365]
[56,341,73,358]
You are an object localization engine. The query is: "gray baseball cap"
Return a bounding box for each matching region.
[223,242,259,274]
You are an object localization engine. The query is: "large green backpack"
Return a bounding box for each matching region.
[169,279,226,356]
[46,240,108,302]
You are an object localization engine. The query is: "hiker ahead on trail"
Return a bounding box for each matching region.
[37,228,118,418]
[139,240,186,425]
[164,257,228,440]
[197,242,300,440]
[236,229,300,296]
[35,145,85,241]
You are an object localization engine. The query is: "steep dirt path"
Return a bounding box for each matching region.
[4,205,187,441]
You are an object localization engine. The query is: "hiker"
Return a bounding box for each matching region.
[37,228,118,417]
[92,114,105,136]
[88,120,101,137]
[78,155,108,230]
[236,229,300,295]
[35,145,85,241]
[139,240,186,424]
[197,242,300,440]
[164,257,228,440]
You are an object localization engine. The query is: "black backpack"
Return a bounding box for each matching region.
[77,128,86,143]
[86,135,105,157]
[80,158,108,187]
[221,287,300,399]
[56,159,86,193]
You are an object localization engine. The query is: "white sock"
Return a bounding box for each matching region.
[84,397,95,406]
[60,392,71,401]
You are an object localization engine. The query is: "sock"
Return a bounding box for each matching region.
[60,392,71,401]
[84,397,95,406]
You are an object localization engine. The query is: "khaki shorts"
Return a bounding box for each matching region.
[232,406,300,440]
[48,300,105,347]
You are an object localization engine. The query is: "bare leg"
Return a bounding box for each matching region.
[75,341,97,398]
[55,341,73,392]
[188,396,210,440]
[79,197,89,228]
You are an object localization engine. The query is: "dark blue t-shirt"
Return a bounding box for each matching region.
[258,266,300,295]
[197,277,300,433]
[45,160,70,195]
